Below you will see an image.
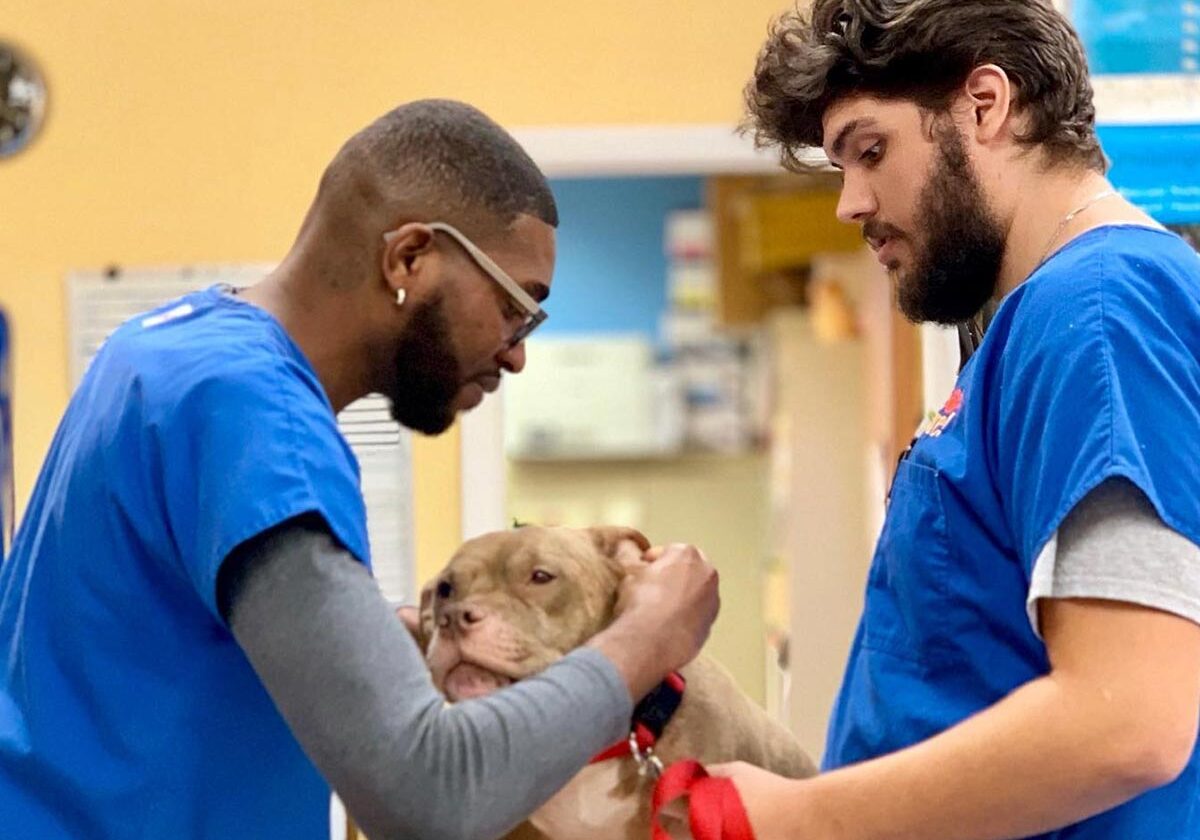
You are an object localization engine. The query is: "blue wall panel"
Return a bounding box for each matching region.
[1100,124,1200,224]
[543,176,704,338]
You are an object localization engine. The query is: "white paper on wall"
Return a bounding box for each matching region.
[65,266,415,603]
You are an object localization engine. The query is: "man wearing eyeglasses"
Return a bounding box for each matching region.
[0,100,720,839]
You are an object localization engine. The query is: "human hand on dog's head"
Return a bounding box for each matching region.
[599,541,720,698]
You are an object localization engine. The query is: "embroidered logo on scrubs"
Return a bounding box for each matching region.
[919,388,963,439]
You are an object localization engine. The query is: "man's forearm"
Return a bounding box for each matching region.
[226,520,633,840]
[781,672,1174,840]
[587,618,671,702]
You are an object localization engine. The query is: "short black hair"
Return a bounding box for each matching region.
[313,99,556,254]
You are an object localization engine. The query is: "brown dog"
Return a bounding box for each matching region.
[411,525,817,840]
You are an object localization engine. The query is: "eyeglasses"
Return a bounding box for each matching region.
[384,221,548,349]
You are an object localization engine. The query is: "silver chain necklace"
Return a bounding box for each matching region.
[1036,188,1118,268]
[962,188,1119,358]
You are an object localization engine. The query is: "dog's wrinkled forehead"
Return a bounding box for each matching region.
[442,527,613,589]
[420,525,650,660]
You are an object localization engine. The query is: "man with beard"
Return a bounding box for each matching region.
[0,100,720,839]
[706,2,1200,839]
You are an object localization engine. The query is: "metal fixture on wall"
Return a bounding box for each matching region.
[0,39,47,159]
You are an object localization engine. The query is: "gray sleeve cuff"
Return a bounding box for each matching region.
[1027,479,1200,638]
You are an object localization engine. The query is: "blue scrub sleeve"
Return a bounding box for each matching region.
[156,355,369,620]
[995,236,1200,572]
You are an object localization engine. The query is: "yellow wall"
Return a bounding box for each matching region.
[0,0,791,573]
[412,428,462,590]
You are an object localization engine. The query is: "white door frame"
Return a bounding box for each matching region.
[459,387,510,540]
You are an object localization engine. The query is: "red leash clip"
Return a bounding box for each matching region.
[651,759,756,840]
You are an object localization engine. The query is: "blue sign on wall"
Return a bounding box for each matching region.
[1099,124,1200,224]
[1075,0,1199,74]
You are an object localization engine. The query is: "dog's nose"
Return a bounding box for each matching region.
[439,602,488,633]
[461,605,485,625]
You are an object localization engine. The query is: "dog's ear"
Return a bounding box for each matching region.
[417,581,436,649]
[396,580,436,654]
[589,526,652,574]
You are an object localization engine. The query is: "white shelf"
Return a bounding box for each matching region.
[1094,74,1200,125]
[511,124,826,178]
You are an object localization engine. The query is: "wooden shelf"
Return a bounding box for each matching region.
[709,175,864,326]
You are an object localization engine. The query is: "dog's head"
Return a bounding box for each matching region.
[415,525,650,702]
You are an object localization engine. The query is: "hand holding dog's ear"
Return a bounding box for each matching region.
[594,542,720,697]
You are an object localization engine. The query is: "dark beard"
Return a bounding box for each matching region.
[387,293,462,435]
[896,124,1007,325]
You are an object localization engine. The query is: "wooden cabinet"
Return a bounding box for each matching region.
[709,175,865,326]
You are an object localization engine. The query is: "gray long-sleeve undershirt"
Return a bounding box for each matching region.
[1028,478,1200,637]
[223,519,632,840]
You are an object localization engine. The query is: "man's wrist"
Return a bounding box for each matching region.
[587,616,666,702]
[765,776,838,840]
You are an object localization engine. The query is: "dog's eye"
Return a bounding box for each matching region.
[436,580,453,599]
[530,569,556,585]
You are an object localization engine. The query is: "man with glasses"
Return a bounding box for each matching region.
[0,99,720,839]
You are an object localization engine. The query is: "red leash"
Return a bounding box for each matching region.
[590,673,756,839]
[651,759,756,840]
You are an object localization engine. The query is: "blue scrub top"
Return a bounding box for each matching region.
[0,287,369,838]
[825,226,1200,837]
